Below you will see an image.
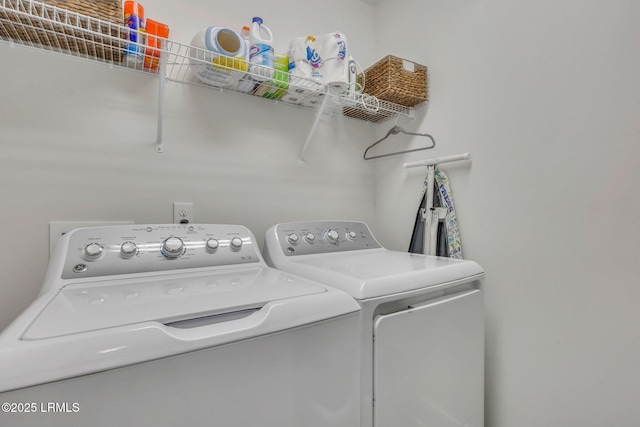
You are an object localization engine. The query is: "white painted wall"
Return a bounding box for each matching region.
[0,0,379,329]
[373,0,640,426]
[3,1,640,425]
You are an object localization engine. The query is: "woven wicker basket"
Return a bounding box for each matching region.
[360,55,428,107]
[0,0,125,62]
[39,0,122,23]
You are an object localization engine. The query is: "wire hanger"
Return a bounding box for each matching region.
[363,120,436,160]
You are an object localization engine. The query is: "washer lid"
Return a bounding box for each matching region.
[283,249,484,300]
[22,266,324,340]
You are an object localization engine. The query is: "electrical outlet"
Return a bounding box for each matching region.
[49,221,134,257]
[173,202,194,224]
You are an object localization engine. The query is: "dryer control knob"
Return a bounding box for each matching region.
[287,233,299,244]
[205,238,219,253]
[230,237,243,251]
[162,237,184,258]
[326,229,339,244]
[346,231,357,241]
[120,241,138,258]
[84,243,104,260]
[304,233,316,244]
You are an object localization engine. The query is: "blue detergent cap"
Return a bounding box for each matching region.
[252,17,263,24]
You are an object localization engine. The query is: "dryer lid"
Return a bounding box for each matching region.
[284,250,484,300]
[22,266,325,340]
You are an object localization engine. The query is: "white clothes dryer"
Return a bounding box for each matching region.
[264,220,485,427]
[0,224,361,427]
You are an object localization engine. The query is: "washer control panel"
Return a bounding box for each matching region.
[269,221,381,257]
[59,224,261,279]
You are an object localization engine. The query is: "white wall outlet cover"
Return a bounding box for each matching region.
[49,221,134,257]
[173,203,194,224]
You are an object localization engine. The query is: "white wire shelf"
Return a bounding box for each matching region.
[163,39,413,124]
[0,0,416,159]
[0,0,413,121]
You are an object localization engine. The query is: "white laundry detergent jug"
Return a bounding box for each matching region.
[189,26,247,87]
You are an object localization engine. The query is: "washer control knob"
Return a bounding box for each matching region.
[162,237,184,258]
[304,233,316,244]
[287,233,299,244]
[205,238,219,253]
[230,237,243,251]
[346,231,357,241]
[84,243,104,260]
[325,229,339,244]
[120,241,138,258]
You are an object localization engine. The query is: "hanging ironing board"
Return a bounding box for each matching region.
[405,153,470,257]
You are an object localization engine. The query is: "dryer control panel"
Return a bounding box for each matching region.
[55,224,261,280]
[266,221,382,257]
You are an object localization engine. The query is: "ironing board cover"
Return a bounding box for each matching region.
[408,168,463,259]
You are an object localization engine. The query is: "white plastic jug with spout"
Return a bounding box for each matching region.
[248,17,274,80]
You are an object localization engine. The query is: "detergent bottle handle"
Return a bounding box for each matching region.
[252,21,273,44]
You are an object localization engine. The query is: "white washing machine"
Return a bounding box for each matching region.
[264,220,485,427]
[0,224,361,427]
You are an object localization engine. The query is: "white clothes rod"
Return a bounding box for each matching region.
[404,152,470,168]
